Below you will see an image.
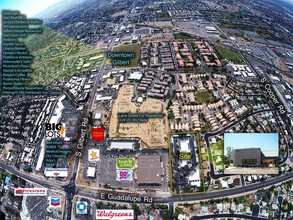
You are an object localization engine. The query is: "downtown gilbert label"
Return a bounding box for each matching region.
[96,210,134,219]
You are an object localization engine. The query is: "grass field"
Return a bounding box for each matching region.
[222,12,242,19]
[111,44,140,67]
[215,45,244,63]
[210,139,224,171]
[196,91,215,104]
[174,32,193,39]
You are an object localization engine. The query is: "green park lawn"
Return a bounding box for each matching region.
[215,45,245,63]
[111,44,141,67]
[196,91,215,104]
[174,32,193,39]
[210,139,224,171]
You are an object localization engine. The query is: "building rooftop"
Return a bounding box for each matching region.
[137,154,163,185]
[110,142,135,150]
[188,169,201,187]
[262,150,278,157]
[87,167,96,178]
[178,138,191,153]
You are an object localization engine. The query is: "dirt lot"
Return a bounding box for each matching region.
[76,167,95,187]
[106,78,116,85]
[109,85,169,148]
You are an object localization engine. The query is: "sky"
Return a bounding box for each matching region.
[224,133,278,155]
[0,0,62,18]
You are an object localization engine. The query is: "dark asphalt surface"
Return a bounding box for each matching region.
[190,213,268,220]
[73,172,293,203]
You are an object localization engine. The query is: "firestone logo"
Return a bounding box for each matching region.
[96,210,134,220]
[14,188,47,196]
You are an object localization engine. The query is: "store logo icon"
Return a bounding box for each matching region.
[76,201,88,214]
[50,196,61,208]
[45,123,65,138]
[91,128,104,141]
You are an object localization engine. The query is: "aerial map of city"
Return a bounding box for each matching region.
[0,0,293,219]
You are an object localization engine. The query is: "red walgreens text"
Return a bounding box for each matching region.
[96,210,133,219]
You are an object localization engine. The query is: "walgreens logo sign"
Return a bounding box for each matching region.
[96,210,134,219]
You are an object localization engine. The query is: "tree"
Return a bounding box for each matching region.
[163,212,170,220]
[23,167,32,173]
[173,208,182,218]
[226,146,233,158]
[133,204,141,216]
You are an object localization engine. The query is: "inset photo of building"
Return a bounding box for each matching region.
[224,133,279,175]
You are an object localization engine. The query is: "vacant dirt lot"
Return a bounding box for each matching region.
[109,85,169,148]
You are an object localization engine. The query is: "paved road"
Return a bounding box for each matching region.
[62,1,139,219]
[63,156,79,220]
[190,213,268,220]
[72,172,293,204]
[0,162,60,189]
[159,173,293,203]
[1,153,293,218]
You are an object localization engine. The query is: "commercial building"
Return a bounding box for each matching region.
[188,169,201,187]
[129,72,143,80]
[136,154,163,185]
[230,148,262,167]
[109,142,135,151]
[178,138,191,153]
[230,148,278,167]
[88,149,100,162]
[87,167,96,178]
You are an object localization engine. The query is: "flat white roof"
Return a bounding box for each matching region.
[96,94,112,101]
[188,169,201,187]
[87,167,96,177]
[83,63,91,68]
[94,113,102,119]
[36,139,46,171]
[89,55,103,60]
[110,142,134,150]
[179,139,190,153]
[262,150,278,157]
[205,26,217,31]
[285,95,292,99]
[102,72,111,79]
[129,72,142,80]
